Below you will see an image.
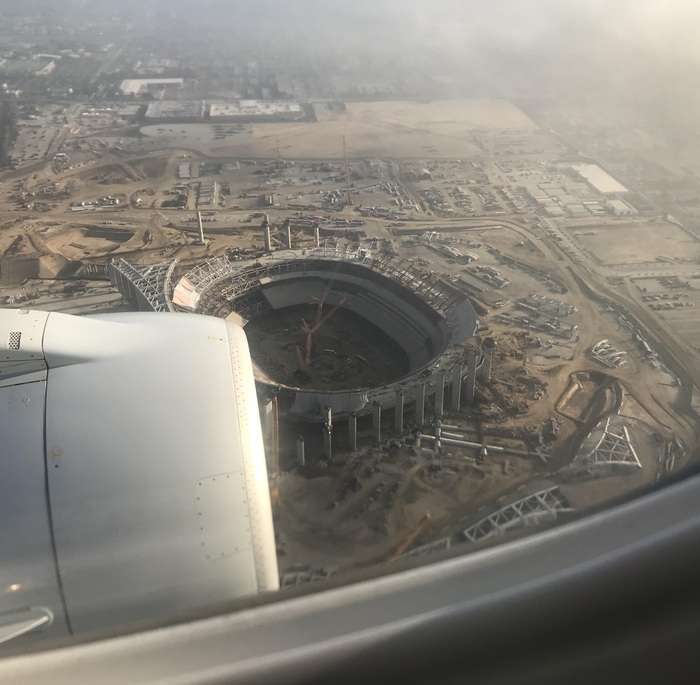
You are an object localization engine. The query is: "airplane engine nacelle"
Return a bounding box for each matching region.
[0,309,278,649]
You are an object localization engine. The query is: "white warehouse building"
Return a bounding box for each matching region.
[606,199,638,217]
[209,100,304,122]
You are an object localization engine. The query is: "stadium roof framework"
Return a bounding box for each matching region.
[578,417,642,469]
[177,247,463,317]
[109,247,466,319]
[108,247,477,419]
[108,258,177,312]
[462,487,574,543]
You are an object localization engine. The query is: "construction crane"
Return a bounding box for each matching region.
[297,260,347,370]
[311,256,347,325]
[297,296,348,370]
[312,290,329,326]
[387,512,432,562]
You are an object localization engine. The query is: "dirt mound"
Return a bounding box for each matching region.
[45,226,135,260]
[0,254,78,285]
[131,156,168,179]
[87,164,142,184]
[38,254,76,278]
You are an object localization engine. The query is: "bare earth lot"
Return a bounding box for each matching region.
[2,95,698,577]
[142,100,536,160]
[573,220,700,265]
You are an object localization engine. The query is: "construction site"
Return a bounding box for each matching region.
[1,98,699,585]
[103,209,695,580]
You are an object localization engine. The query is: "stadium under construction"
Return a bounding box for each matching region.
[108,241,502,463]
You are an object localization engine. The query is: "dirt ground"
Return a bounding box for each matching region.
[140,100,535,160]
[2,96,698,582]
[573,220,700,266]
[246,304,410,390]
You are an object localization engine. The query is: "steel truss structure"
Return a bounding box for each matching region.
[177,255,233,292]
[279,568,335,588]
[108,259,178,312]
[579,417,642,469]
[180,246,463,316]
[462,487,574,543]
[109,248,466,319]
[399,537,452,560]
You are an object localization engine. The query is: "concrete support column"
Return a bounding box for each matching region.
[394,389,405,434]
[322,424,332,462]
[451,364,462,412]
[415,382,426,427]
[465,348,477,405]
[263,225,272,252]
[372,402,382,443]
[286,226,293,249]
[263,399,274,439]
[481,337,495,382]
[296,435,306,466]
[197,211,205,243]
[314,224,321,248]
[322,406,333,461]
[435,373,445,418]
[348,412,357,453]
[433,419,442,456]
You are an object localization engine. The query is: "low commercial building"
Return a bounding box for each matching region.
[144,101,205,122]
[570,164,628,195]
[117,105,142,122]
[209,100,304,122]
[119,78,184,95]
[606,199,638,217]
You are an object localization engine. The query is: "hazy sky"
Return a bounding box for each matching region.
[2,0,699,100]
[195,0,700,64]
[2,0,697,66]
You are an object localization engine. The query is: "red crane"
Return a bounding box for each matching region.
[297,296,348,370]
